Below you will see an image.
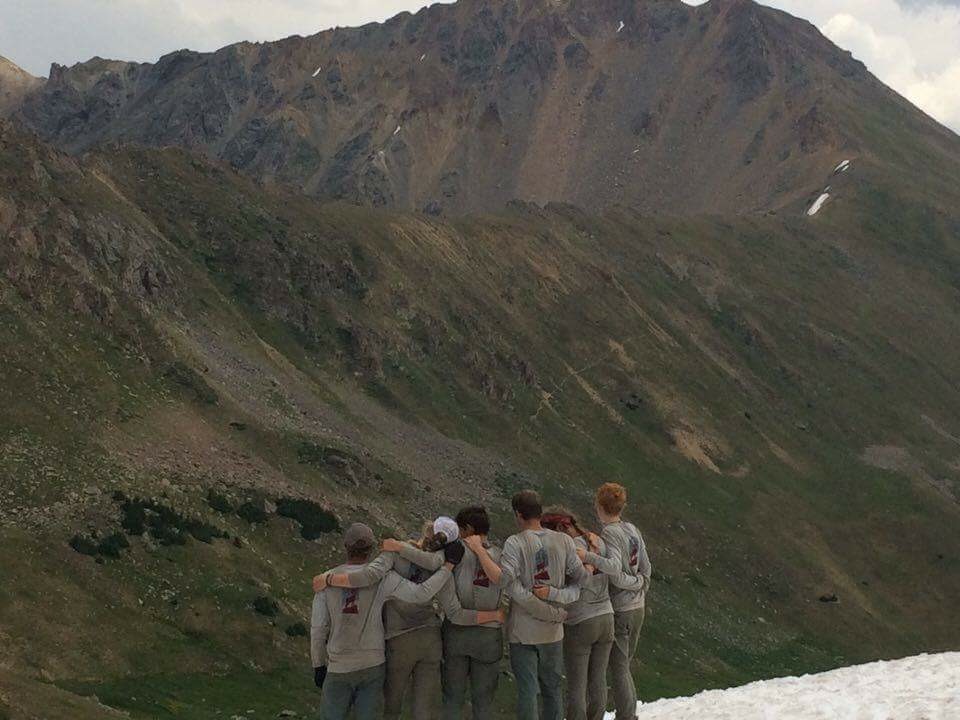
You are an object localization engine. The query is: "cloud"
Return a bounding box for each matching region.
[1,0,958,132]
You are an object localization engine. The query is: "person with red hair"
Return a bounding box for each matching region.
[577,483,652,720]
[541,508,614,720]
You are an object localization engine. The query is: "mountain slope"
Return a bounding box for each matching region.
[0,57,40,118]
[12,0,960,215]
[1,119,960,718]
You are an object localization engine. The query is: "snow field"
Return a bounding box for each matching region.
[604,653,959,720]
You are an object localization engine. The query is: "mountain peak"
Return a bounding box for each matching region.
[0,55,41,118]
[8,0,960,216]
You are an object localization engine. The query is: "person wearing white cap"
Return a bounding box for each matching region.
[314,516,494,720]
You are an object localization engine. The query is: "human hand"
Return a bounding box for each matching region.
[576,547,588,562]
[532,585,550,600]
[497,608,508,623]
[313,573,329,593]
[463,534,484,553]
[586,532,601,552]
[382,538,404,553]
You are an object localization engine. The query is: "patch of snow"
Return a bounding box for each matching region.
[393,125,402,136]
[807,192,830,216]
[312,66,322,78]
[617,20,625,33]
[834,159,851,173]
[607,653,960,720]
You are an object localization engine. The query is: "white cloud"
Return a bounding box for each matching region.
[1,0,958,132]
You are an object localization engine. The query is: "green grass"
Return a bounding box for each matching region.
[59,668,319,720]
[3,131,960,717]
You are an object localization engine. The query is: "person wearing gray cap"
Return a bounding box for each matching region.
[311,522,461,720]
[313,517,486,720]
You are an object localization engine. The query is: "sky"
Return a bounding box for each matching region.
[0,0,958,132]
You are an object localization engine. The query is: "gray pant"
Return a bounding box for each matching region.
[385,626,443,720]
[564,613,615,720]
[509,641,564,720]
[320,663,385,720]
[442,622,503,720]
[609,607,645,720]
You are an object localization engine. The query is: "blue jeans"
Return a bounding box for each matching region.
[320,663,385,720]
[509,641,565,720]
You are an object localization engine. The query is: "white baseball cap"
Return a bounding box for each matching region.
[433,516,460,543]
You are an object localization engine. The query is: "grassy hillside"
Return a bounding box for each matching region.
[1,123,959,718]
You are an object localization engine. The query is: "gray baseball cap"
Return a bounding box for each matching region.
[343,522,376,551]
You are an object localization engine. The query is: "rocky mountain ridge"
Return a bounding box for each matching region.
[8,0,960,216]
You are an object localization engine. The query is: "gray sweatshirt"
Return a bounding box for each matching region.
[349,542,559,631]
[564,536,614,626]
[437,542,504,627]
[583,520,651,613]
[500,528,590,645]
[311,562,452,673]
[338,547,444,640]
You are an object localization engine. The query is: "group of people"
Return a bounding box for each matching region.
[310,482,652,720]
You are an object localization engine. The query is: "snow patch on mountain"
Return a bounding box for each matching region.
[807,192,830,216]
[608,653,960,720]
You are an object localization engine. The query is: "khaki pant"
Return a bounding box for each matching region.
[563,613,615,720]
[609,607,645,720]
[385,626,443,720]
[442,622,503,720]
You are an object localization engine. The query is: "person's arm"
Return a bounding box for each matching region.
[437,576,503,626]
[635,534,653,583]
[463,536,502,585]
[509,579,568,622]
[585,532,647,591]
[317,552,396,591]
[310,592,331,669]
[394,543,445,571]
[543,582,581,605]
[500,536,565,622]
[563,534,591,585]
[385,565,454,604]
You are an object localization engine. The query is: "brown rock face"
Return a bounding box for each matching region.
[0,56,41,118]
[7,0,960,217]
